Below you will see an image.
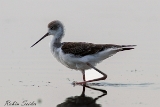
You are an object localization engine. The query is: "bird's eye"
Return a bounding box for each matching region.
[51,25,58,30]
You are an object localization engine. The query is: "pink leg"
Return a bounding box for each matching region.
[76,63,107,85]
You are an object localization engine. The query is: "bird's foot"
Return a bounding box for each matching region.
[72,81,86,86]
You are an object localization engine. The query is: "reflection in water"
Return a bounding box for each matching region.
[57,85,107,107]
[86,82,154,87]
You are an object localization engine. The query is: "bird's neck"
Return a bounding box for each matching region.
[50,33,64,50]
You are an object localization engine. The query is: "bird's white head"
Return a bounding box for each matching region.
[31,20,64,48]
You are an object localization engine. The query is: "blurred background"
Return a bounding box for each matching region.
[0,0,160,107]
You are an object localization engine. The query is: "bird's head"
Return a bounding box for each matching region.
[48,20,64,36]
[31,20,64,48]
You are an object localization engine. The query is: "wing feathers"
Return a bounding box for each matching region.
[61,42,135,57]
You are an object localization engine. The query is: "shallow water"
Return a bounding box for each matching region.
[0,70,159,107]
[0,0,160,107]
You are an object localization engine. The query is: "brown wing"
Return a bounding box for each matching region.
[61,42,121,57]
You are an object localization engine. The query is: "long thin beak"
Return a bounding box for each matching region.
[30,33,49,48]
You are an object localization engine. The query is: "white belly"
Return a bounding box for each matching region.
[52,48,117,71]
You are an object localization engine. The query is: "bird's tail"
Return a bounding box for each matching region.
[120,45,136,51]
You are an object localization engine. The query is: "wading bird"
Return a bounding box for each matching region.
[31,20,136,85]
